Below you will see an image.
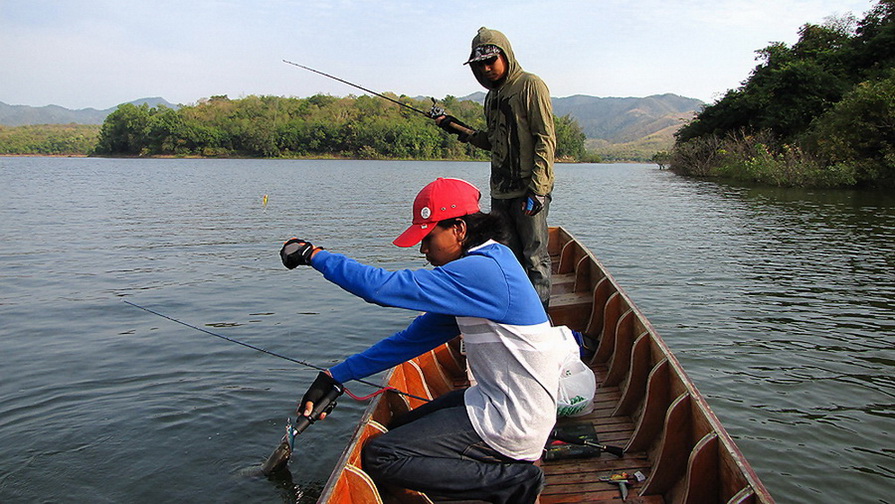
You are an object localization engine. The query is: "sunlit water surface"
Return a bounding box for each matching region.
[1,158,892,503]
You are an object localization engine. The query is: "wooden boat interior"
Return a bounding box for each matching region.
[317,226,774,504]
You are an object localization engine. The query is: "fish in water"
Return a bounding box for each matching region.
[261,434,292,475]
[261,419,297,476]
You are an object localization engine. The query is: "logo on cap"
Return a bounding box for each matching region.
[393,177,481,248]
[465,44,502,64]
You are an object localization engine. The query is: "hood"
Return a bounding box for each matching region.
[468,27,522,90]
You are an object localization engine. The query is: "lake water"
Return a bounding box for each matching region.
[1,157,892,503]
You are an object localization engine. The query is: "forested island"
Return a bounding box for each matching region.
[1,94,594,162]
[662,0,895,188]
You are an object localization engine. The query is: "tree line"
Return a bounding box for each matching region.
[0,124,99,155]
[664,0,895,188]
[87,94,592,162]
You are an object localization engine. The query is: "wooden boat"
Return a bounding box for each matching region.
[317,227,775,504]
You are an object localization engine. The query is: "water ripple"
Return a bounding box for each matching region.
[2,159,893,503]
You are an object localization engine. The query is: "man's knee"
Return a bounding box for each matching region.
[361,436,393,479]
[520,464,546,503]
[502,463,545,504]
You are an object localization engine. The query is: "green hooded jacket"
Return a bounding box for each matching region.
[466,27,556,199]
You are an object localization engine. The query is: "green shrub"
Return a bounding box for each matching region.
[803,70,895,187]
[670,129,858,187]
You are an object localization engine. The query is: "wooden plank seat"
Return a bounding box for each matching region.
[549,290,594,329]
[552,272,578,294]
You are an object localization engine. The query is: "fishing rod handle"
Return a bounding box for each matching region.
[293,384,344,433]
[581,439,625,457]
[601,444,625,457]
[449,122,474,135]
[436,115,475,138]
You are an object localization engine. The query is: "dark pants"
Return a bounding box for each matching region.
[362,389,544,504]
[491,194,552,306]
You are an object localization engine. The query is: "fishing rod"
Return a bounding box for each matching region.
[122,299,429,403]
[282,59,445,118]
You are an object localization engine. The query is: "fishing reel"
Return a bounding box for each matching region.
[427,98,446,119]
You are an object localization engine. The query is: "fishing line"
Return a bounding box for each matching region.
[123,300,430,403]
[282,60,444,118]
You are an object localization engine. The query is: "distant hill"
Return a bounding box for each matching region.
[552,93,702,143]
[457,91,702,160]
[0,97,178,126]
[457,92,702,142]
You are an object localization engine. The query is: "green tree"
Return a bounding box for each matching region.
[670,0,895,188]
[849,0,895,79]
[146,106,185,154]
[803,71,895,186]
[554,114,586,161]
[94,103,153,155]
[677,24,852,143]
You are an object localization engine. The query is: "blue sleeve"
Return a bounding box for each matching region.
[328,312,458,383]
[310,250,511,320]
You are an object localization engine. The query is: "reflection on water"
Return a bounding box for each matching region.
[0,158,892,503]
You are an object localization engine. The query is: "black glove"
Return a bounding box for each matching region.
[280,238,317,269]
[298,371,345,420]
[522,192,546,216]
[436,115,471,140]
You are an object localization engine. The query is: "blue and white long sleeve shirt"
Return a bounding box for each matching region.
[311,240,565,461]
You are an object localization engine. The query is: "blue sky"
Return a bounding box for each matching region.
[0,0,878,110]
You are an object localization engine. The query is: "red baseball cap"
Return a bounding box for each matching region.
[393,178,482,247]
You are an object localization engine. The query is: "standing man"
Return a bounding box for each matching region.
[437,27,556,307]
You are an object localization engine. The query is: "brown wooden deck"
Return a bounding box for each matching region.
[541,363,653,504]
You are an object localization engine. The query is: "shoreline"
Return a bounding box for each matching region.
[1,153,598,164]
